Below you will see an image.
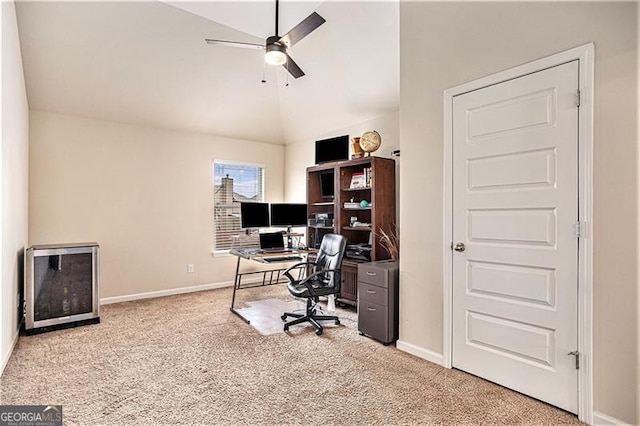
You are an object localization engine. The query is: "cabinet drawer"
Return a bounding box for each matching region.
[358,265,388,287]
[357,299,388,341]
[358,281,388,306]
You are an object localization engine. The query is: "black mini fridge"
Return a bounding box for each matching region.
[24,243,100,334]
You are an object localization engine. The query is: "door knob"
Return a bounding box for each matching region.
[454,242,466,252]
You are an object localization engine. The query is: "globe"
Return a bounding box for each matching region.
[359,131,381,155]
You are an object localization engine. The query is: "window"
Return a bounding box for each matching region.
[213,160,265,252]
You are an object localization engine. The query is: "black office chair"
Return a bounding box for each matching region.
[281,233,347,336]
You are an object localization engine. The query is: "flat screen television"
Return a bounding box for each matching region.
[240,202,270,229]
[319,171,335,199]
[315,135,349,164]
[270,203,308,227]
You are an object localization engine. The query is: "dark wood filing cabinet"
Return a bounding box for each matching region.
[357,260,399,345]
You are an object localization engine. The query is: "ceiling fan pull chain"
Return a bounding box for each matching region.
[286,61,289,87]
[261,61,267,84]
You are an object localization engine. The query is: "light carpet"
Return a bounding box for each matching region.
[0,285,581,425]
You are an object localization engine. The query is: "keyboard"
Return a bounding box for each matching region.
[262,256,303,263]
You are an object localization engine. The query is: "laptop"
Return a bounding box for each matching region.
[259,232,287,252]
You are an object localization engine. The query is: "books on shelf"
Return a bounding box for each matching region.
[349,167,373,189]
[349,172,366,189]
[364,167,372,187]
[343,202,360,208]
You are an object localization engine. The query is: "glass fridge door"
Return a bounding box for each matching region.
[33,253,94,321]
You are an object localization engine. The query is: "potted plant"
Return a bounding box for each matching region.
[378,225,399,260]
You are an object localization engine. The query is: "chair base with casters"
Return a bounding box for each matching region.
[280,233,347,336]
[281,297,340,336]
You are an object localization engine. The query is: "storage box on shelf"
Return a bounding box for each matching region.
[306,156,396,306]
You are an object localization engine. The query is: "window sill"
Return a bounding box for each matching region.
[212,251,232,258]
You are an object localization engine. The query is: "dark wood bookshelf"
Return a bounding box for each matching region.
[306,156,396,306]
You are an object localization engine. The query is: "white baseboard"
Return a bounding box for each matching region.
[396,340,445,366]
[1,330,20,376]
[100,280,236,305]
[592,411,631,426]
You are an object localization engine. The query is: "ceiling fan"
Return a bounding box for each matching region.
[205,0,325,79]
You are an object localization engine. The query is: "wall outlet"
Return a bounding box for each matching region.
[187,264,195,274]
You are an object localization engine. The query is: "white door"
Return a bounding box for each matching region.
[452,61,579,413]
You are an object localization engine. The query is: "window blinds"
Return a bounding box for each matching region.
[213,161,265,252]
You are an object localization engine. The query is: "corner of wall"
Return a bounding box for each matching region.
[1,0,30,376]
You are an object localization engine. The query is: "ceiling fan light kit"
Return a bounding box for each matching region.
[264,37,287,66]
[205,0,325,80]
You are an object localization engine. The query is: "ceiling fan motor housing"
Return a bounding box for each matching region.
[266,35,283,47]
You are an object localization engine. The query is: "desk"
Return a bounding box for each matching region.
[229,248,315,323]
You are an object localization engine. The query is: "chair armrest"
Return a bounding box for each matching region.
[299,268,342,294]
[283,261,317,282]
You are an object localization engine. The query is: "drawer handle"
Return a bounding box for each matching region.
[367,307,376,311]
[366,272,377,276]
[366,289,376,294]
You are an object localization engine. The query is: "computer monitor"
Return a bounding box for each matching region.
[270,203,307,249]
[319,171,334,199]
[240,202,270,229]
[315,135,349,164]
[269,203,308,227]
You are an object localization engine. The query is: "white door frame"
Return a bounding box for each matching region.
[442,43,594,423]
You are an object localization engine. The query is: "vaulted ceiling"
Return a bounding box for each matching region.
[15,1,399,145]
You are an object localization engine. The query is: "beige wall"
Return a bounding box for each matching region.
[29,111,284,299]
[1,0,29,372]
[400,2,638,423]
[284,111,399,203]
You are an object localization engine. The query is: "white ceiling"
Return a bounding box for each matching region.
[166,1,325,40]
[15,1,399,145]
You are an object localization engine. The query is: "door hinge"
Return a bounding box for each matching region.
[575,90,581,107]
[575,221,581,239]
[568,350,580,369]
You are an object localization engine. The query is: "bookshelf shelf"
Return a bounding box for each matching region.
[343,187,372,192]
[342,226,373,232]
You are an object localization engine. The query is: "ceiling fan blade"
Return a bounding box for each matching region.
[278,12,326,48]
[205,39,264,50]
[283,54,305,79]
